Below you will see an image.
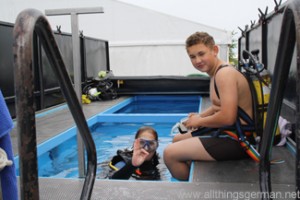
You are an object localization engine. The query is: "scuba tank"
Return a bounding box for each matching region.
[241,49,280,144]
[249,50,271,110]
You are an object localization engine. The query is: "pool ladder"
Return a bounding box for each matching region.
[13,9,96,200]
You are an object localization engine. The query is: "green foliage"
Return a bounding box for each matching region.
[229,31,238,66]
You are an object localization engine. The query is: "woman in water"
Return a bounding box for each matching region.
[108,126,160,180]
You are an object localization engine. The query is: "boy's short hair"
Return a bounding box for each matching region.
[185,32,215,49]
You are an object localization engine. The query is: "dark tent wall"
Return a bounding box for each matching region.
[0,22,15,116]
[0,21,110,118]
[83,36,110,80]
[38,32,74,110]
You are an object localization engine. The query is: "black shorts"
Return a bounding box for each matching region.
[200,137,249,161]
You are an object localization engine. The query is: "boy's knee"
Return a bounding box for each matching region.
[163,145,173,162]
[172,134,180,143]
[163,145,170,158]
[172,132,192,143]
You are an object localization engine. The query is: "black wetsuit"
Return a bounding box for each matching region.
[109,149,160,180]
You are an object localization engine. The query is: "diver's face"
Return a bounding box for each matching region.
[138,131,158,160]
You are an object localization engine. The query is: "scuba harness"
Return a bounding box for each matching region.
[218,49,280,163]
[213,64,260,162]
[82,71,117,101]
[211,49,281,163]
[240,50,280,147]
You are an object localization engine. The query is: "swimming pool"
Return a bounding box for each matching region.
[14,95,202,182]
[111,95,201,114]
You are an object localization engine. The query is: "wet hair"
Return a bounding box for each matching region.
[185,32,215,49]
[135,126,158,141]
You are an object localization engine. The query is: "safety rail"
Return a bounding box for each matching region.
[13,9,96,200]
[259,0,299,199]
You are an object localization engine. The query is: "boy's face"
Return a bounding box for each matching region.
[187,43,218,74]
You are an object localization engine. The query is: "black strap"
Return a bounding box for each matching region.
[213,64,229,98]
[213,64,255,136]
[191,127,219,137]
[110,161,137,180]
[213,65,253,124]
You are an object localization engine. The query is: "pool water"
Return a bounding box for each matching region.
[112,95,201,114]
[38,122,175,181]
[15,95,202,182]
[115,100,199,114]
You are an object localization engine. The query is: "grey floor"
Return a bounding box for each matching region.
[11,96,296,200]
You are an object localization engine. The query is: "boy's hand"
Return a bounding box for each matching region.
[188,112,198,118]
[184,114,200,128]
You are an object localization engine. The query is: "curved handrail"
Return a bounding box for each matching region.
[13,9,97,200]
[259,0,299,198]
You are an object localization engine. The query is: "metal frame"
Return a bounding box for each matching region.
[45,7,104,178]
[258,0,300,199]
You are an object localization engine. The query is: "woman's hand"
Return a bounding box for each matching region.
[131,139,149,167]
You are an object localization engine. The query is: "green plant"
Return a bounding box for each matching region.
[229,30,238,66]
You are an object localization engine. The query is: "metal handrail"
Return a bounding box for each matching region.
[13,9,97,200]
[259,0,299,199]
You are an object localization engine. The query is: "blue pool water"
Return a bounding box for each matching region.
[114,96,200,114]
[38,122,174,181]
[104,95,201,114]
[15,95,202,182]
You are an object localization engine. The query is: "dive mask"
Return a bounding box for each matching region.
[139,138,158,152]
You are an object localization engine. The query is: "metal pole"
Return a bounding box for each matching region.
[71,12,86,178]
[45,7,104,178]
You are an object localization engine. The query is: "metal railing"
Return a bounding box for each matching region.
[259,0,299,199]
[13,9,97,200]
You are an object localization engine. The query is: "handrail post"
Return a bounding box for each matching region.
[13,10,41,200]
